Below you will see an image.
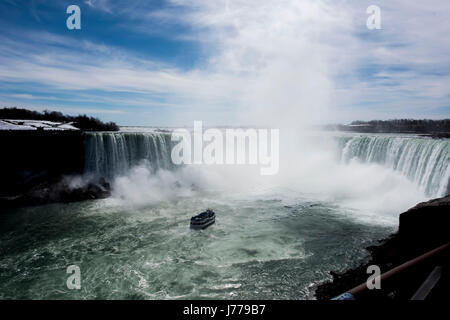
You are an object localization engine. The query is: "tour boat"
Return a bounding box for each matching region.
[190,209,215,230]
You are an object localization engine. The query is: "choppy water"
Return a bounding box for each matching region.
[0,192,391,299]
[0,131,448,299]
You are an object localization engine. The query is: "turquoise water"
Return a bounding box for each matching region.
[1,131,448,300]
[0,193,391,299]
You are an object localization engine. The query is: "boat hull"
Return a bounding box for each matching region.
[190,217,215,230]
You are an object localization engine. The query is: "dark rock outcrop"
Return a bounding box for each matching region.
[0,130,113,210]
[0,130,86,197]
[0,177,111,209]
[315,195,450,300]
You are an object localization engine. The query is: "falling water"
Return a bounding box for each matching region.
[84,132,174,179]
[2,131,449,299]
[338,135,450,197]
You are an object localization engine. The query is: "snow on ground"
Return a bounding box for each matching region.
[0,119,79,131]
[0,120,36,130]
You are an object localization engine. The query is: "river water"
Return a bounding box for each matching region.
[0,130,448,299]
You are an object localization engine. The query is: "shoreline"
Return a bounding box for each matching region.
[314,195,450,300]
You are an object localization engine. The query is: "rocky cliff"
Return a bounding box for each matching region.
[315,195,450,300]
[0,131,111,208]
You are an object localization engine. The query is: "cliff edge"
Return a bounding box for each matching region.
[315,195,450,300]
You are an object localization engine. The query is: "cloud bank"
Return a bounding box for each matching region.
[0,0,449,125]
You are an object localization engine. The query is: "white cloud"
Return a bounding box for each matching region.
[0,0,449,125]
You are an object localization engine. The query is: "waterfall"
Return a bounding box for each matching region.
[83,131,450,198]
[84,132,174,179]
[338,135,450,197]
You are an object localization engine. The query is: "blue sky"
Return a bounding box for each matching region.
[0,0,449,126]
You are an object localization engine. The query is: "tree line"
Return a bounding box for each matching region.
[325,119,450,134]
[0,107,119,131]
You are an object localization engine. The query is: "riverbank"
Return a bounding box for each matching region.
[314,195,450,300]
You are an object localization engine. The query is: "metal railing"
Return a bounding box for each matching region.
[332,242,449,300]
